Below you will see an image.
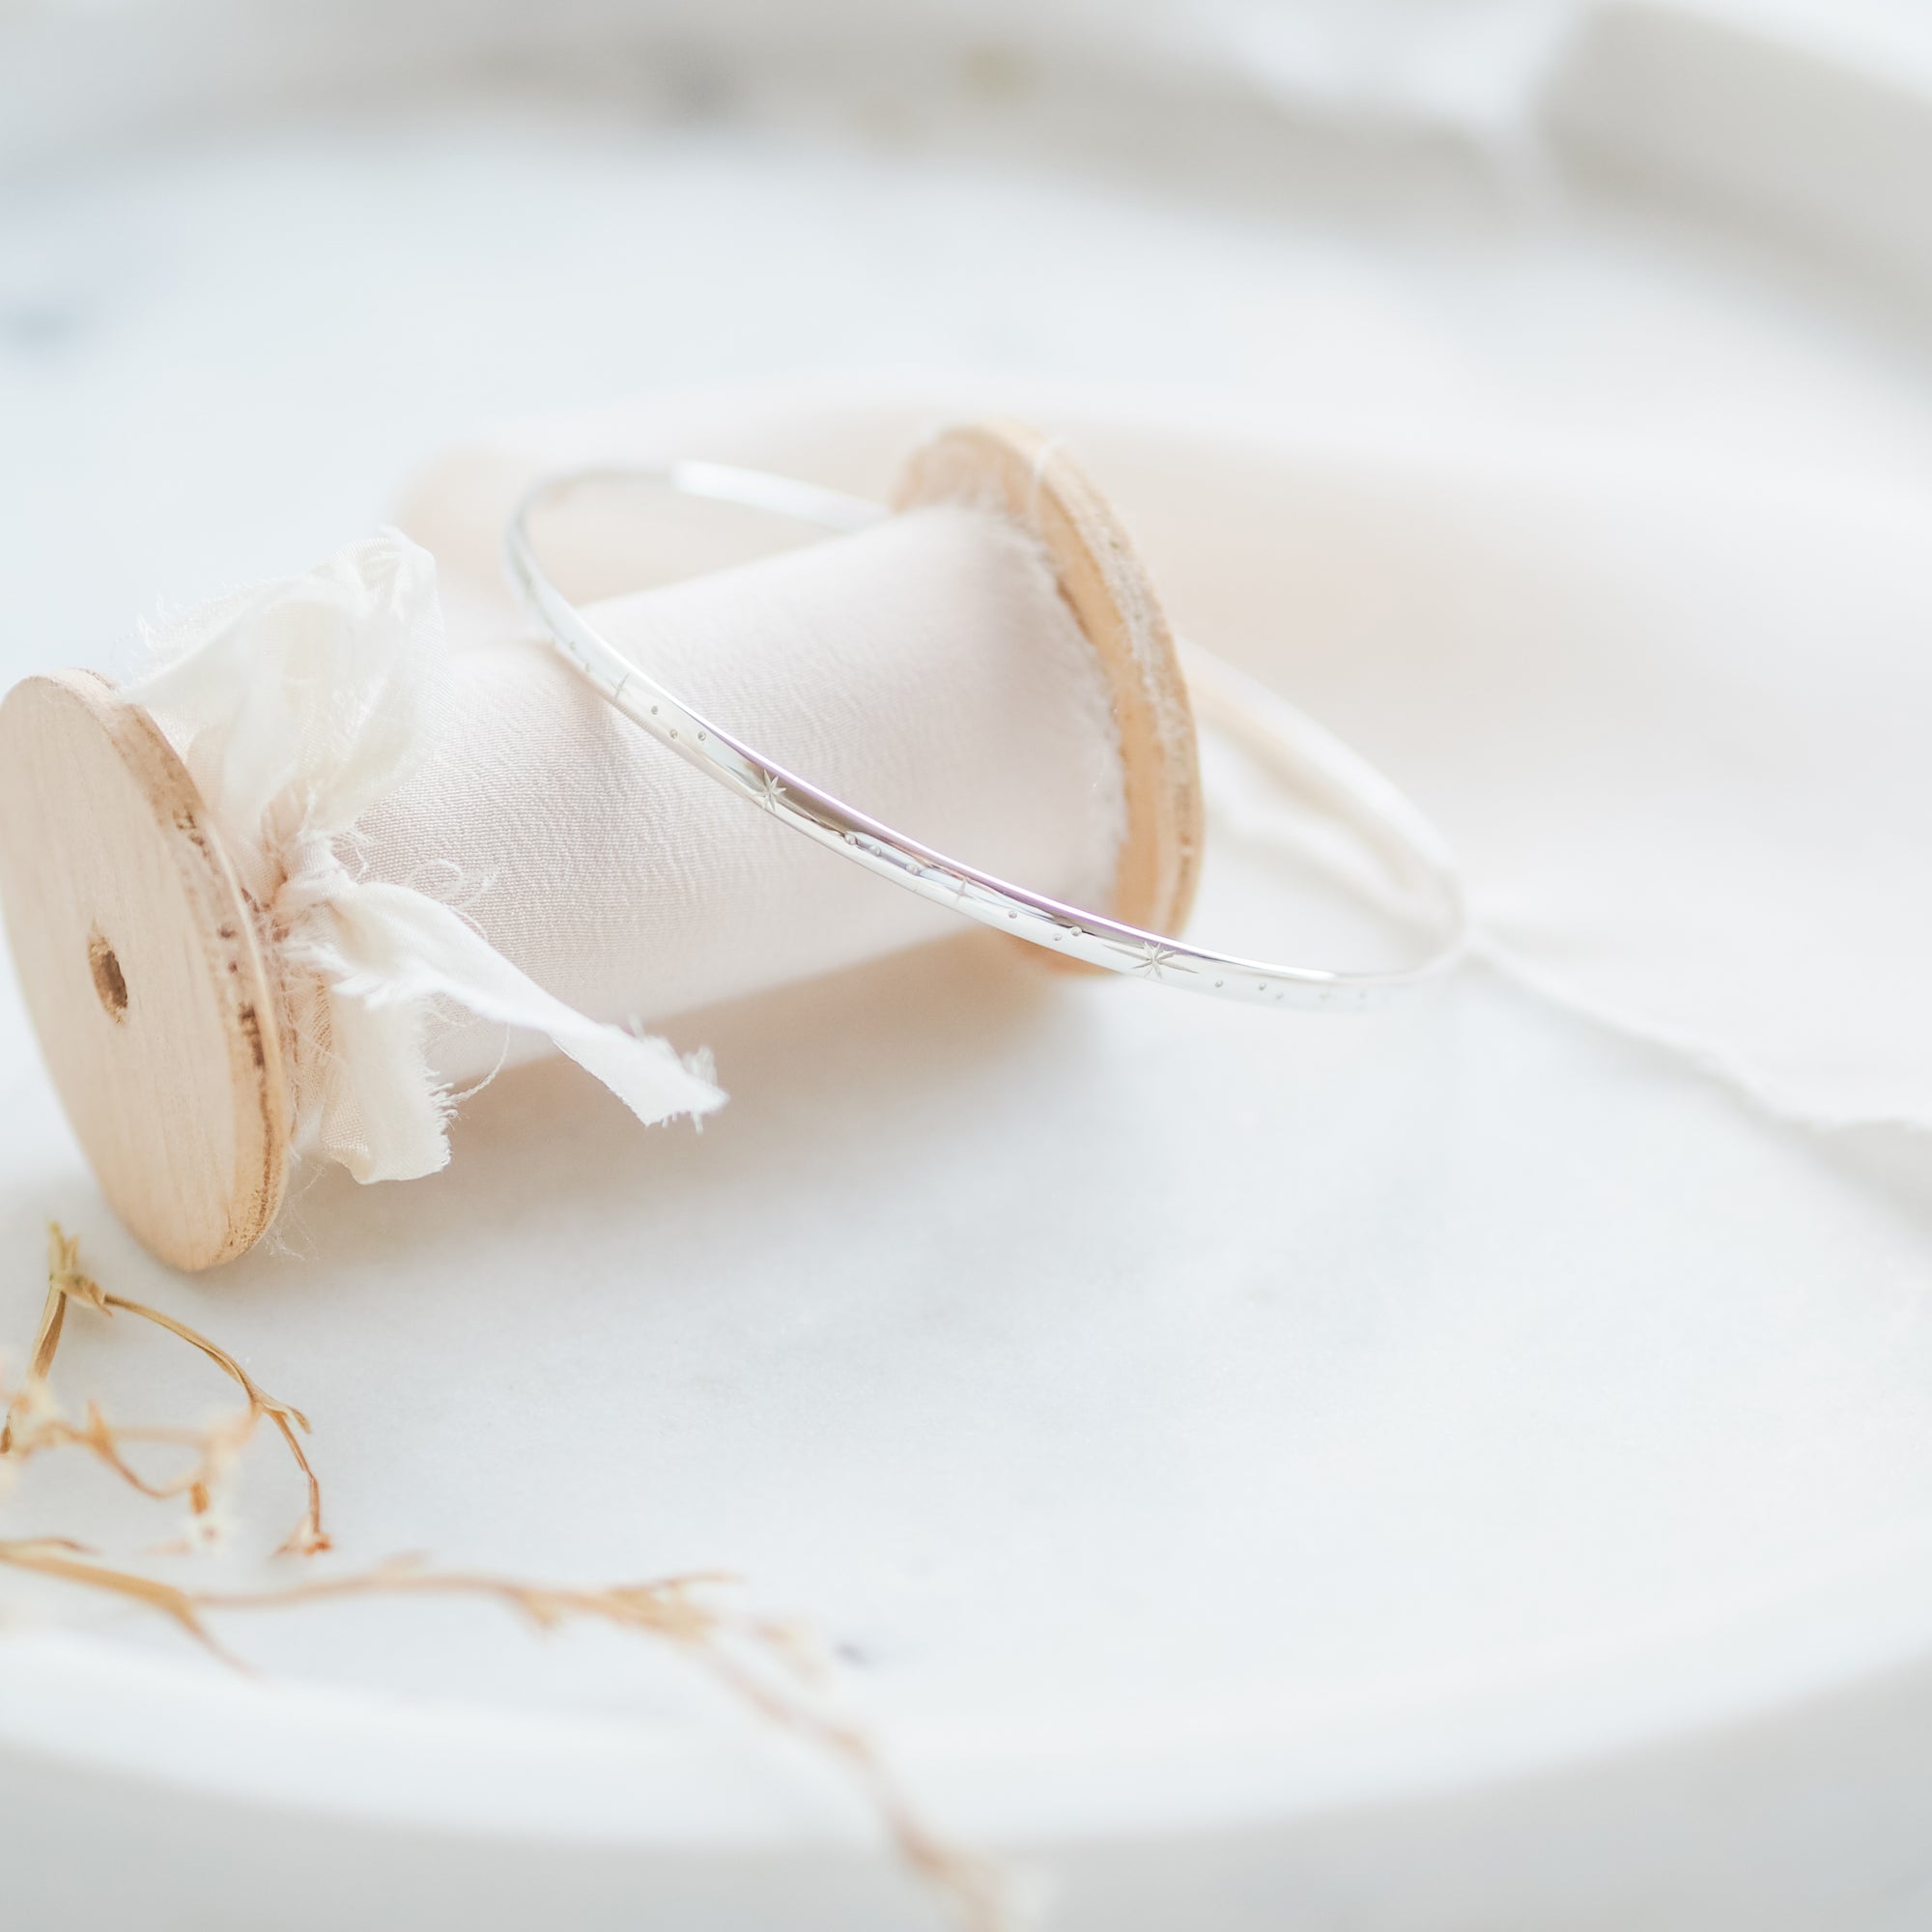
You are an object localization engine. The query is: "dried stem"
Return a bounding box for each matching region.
[0,1537,247,1666]
[0,1229,1005,1929]
[0,1539,1009,1930]
[8,1403,254,1505]
[0,1237,70,1456]
[96,1288,328,1555]
[0,1226,327,1553]
[683,1628,1012,1928]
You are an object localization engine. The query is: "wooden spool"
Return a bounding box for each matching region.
[0,422,1201,1271]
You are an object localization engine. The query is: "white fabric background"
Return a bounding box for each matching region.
[2,7,1932,1927]
[3,387,1930,1932]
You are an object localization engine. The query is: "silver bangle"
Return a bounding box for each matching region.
[506,460,1466,1010]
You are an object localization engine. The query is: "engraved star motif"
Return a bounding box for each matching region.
[1131,941,1179,980]
[754,771,787,811]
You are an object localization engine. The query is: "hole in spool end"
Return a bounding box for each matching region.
[88,928,128,1022]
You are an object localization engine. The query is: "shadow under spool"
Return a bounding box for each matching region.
[0,422,1202,1272]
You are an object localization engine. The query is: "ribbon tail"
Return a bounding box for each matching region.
[319,974,456,1183]
[317,880,727,1183]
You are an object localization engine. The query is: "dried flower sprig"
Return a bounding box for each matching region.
[0,1539,1011,1929]
[0,1534,252,1666]
[0,1230,1011,1931]
[0,1225,327,1554]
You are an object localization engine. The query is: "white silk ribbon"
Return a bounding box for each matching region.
[128,530,725,1183]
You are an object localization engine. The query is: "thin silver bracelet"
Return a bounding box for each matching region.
[506,461,1466,1010]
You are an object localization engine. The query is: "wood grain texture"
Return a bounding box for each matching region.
[0,671,288,1269]
[895,421,1204,964]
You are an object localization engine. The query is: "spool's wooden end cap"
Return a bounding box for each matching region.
[895,420,1204,961]
[0,672,288,1270]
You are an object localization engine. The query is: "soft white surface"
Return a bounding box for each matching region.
[3,8,1932,1929]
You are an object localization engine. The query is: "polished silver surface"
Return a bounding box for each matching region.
[506,462,1467,1009]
